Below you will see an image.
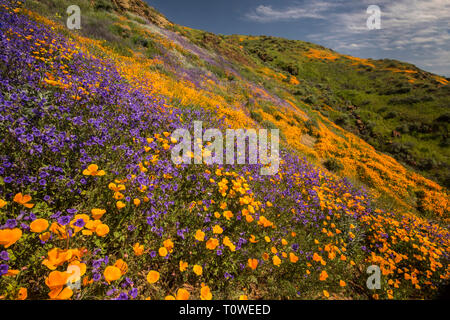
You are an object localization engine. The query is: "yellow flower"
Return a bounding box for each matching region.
[273,255,281,266]
[39,232,51,242]
[247,258,258,270]
[91,208,106,220]
[179,260,188,272]
[319,270,328,281]
[114,259,128,275]
[0,199,7,208]
[133,243,144,256]
[108,183,125,192]
[147,270,160,284]
[116,201,126,209]
[95,224,109,237]
[13,193,34,208]
[193,265,203,276]
[163,239,174,252]
[323,290,330,298]
[82,164,105,176]
[133,198,141,206]
[165,295,176,300]
[223,210,233,220]
[104,266,121,283]
[176,288,190,300]
[289,253,299,263]
[206,238,219,250]
[159,247,168,257]
[17,287,27,300]
[212,225,223,234]
[194,229,205,241]
[30,219,49,233]
[200,285,212,300]
[0,228,22,248]
[239,295,248,300]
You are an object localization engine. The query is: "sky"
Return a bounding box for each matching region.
[144,0,450,77]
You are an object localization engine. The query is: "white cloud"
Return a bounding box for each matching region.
[245,1,336,22]
[245,0,450,75]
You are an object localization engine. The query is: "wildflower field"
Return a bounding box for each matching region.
[0,0,449,300]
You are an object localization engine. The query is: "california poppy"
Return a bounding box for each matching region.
[82,164,105,176]
[247,258,258,270]
[13,193,34,208]
[147,270,160,284]
[30,219,49,233]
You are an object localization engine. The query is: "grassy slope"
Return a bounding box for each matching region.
[0,0,446,300]
[24,0,449,221]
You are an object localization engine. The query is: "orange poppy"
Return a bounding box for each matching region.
[13,193,34,208]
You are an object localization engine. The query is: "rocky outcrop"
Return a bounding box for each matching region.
[110,0,171,27]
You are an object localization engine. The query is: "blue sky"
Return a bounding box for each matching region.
[144,0,450,77]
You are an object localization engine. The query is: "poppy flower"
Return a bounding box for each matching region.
[91,208,106,220]
[247,259,258,270]
[339,280,346,287]
[165,295,176,300]
[17,287,27,300]
[223,211,233,220]
[206,238,219,250]
[319,270,328,281]
[82,164,105,176]
[116,201,126,209]
[179,260,188,272]
[30,219,49,233]
[49,286,73,300]
[176,288,190,300]
[223,237,236,252]
[239,295,248,300]
[159,247,168,257]
[13,193,34,208]
[193,265,203,276]
[200,285,212,300]
[289,253,299,263]
[108,183,125,192]
[104,266,121,283]
[114,259,128,275]
[95,224,109,237]
[323,290,330,298]
[273,255,281,266]
[147,270,160,284]
[212,225,223,234]
[133,243,144,256]
[0,199,6,209]
[194,230,205,241]
[39,232,51,242]
[0,228,22,248]
[133,198,141,206]
[163,239,174,252]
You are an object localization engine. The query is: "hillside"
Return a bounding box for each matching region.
[0,0,448,300]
